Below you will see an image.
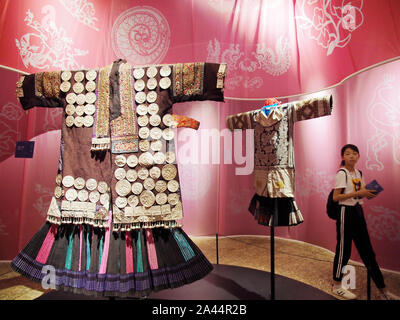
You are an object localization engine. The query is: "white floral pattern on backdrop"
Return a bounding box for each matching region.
[296,0,364,56]
[366,206,400,242]
[58,0,99,31]
[207,36,291,90]
[15,5,88,70]
[365,74,400,171]
[111,6,171,65]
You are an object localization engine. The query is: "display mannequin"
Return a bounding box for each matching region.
[12,60,227,298]
[226,95,333,226]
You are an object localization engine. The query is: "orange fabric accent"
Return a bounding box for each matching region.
[172,114,200,130]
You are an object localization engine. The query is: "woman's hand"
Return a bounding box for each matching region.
[357,187,377,199]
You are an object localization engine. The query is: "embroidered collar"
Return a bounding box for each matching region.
[255,106,285,127]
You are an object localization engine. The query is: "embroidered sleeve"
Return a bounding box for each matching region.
[16,71,63,110]
[171,62,226,103]
[226,111,254,130]
[293,94,333,122]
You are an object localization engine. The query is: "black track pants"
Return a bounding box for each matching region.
[332,204,385,289]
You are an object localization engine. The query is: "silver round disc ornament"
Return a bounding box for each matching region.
[115,155,127,167]
[146,91,157,103]
[83,115,94,127]
[150,127,162,140]
[149,167,161,179]
[86,70,97,81]
[76,94,86,105]
[167,180,180,192]
[146,66,158,78]
[150,140,163,152]
[75,105,85,116]
[60,81,71,93]
[137,167,149,180]
[116,196,128,209]
[156,192,168,205]
[65,116,74,127]
[136,104,148,116]
[62,175,75,188]
[135,92,147,106]
[115,179,131,197]
[74,177,85,190]
[61,71,72,81]
[160,65,172,77]
[147,78,157,90]
[128,195,139,207]
[155,180,167,193]
[149,114,161,127]
[65,104,75,116]
[78,189,89,202]
[114,167,127,180]
[98,181,109,194]
[168,193,180,205]
[162,128,175,140]
[73,82,84,94]
[54,186,63,199]
[85,92,97,104]
[85,81,96,92]
[126,169,138,182]
[127,155,138,168]
[133,68,145,80]
[162,114,175,127]
[74,71,85,82]
[74,116,84,127]
[131,182,143,195]
[65,188,78,201]
[148,103,159,115]
[66,93,77,104]
[139,140,150,152]
[84,104,96,115]
[134,79,145,92]
[100,193,110,205]
[159,77,171,90]
[86,178,98,191]
[139,127,150,139]
[89,190,100,203]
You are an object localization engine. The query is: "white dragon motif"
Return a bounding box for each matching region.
[15,5,88,70]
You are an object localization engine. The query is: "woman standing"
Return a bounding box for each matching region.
[331,144,399,300]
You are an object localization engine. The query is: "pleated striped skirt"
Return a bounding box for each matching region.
[11,222,213,298]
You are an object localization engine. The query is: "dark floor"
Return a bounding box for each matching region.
[1,235,399,300]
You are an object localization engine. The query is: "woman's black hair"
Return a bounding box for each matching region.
[340,144,359,166]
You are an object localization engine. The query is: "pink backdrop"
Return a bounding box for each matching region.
[0,0,399,272]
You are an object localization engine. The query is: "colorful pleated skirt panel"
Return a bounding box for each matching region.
[11,222,213,298]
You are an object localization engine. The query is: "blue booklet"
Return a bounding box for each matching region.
[366,180,384,195]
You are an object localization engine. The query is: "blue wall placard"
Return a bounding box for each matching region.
[15,141,35,158]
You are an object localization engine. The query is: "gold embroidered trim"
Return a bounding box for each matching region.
[173,62,204,97]
[53,71,61,98]
[217,63,227,89]
[110,63,138,153]
[194,62,204,95]
[16,76,25,98]
[92,64,112,151]
[173,63,183,96]
[183,63,195,95]
[35,72,44,97]
[112,221,182,232]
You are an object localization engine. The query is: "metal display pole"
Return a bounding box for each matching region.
[270,226,275,300]
[367,270,371,300]
[216,233,219,265]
